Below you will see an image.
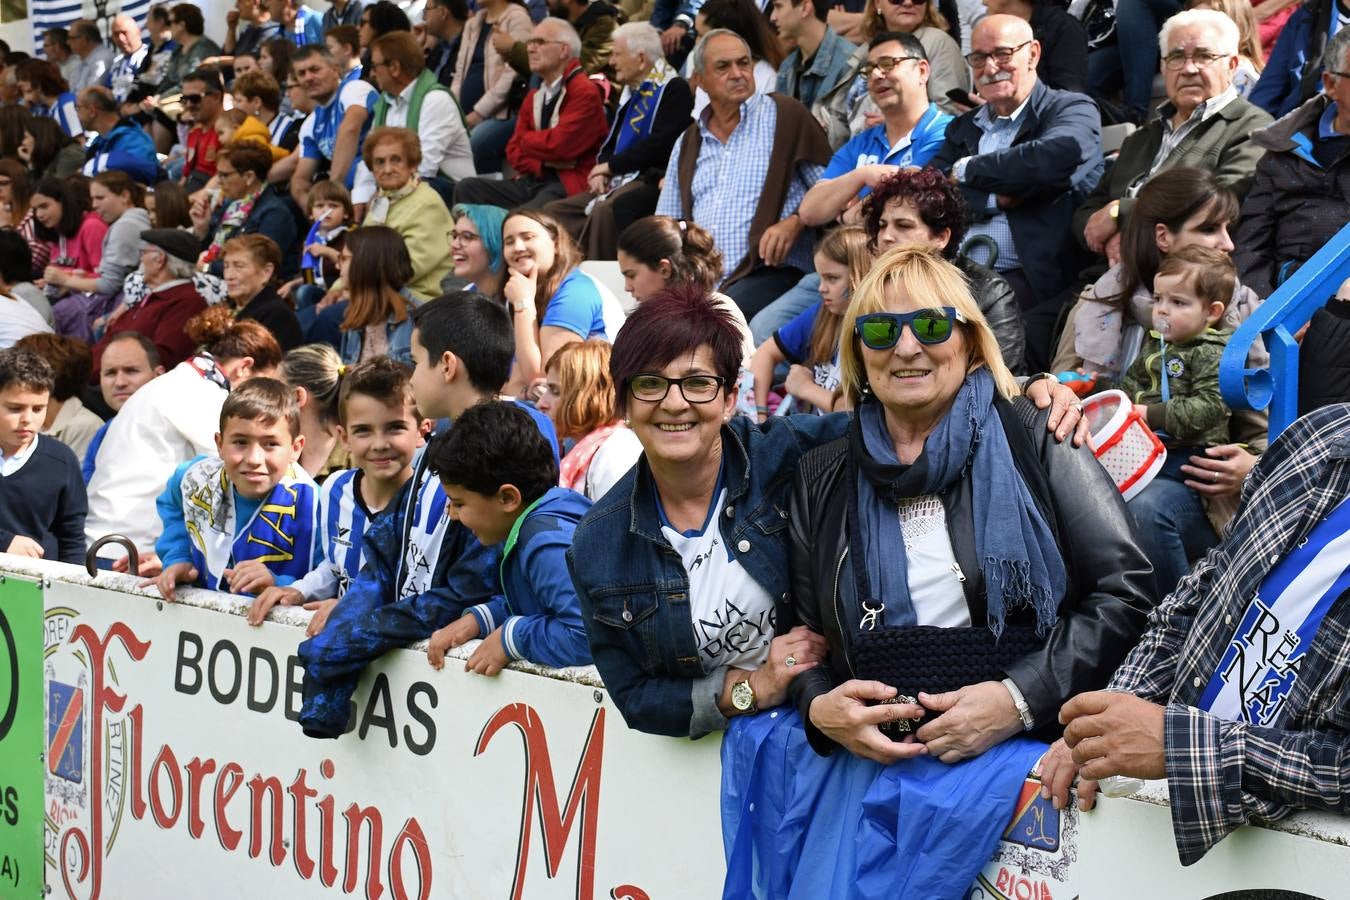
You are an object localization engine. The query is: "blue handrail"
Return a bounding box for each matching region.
[1219,221,1350,439]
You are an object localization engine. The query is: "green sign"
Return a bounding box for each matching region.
[0,576,43,897]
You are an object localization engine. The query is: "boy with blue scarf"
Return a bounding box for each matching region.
[425,401,592,674]
[148,378,321,600]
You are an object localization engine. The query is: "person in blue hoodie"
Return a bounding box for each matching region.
[295,293,558,738]
[78,86,161,185]
[425,401,593,673]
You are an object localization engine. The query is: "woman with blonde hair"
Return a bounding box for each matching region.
[537,339,644,501]
[712,244,1151,895]
[279,343,346,477]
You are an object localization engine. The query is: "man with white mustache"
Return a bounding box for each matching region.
[931,14,1103,372]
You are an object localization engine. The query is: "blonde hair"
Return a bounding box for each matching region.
[839,245,1020,406]
[862,0,947,40]
[809,226,871,367]
[545,338,617,441]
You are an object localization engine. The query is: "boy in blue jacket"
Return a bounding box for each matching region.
[296,294,558,738]
[425,401,592,673]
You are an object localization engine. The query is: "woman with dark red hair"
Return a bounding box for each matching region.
[568,284,1082,740]
[860,166,1026,373]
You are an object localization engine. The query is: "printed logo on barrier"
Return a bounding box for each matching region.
[0,606,18,742]
[969,775,1080,900]
[46,682,84,783]
[1003,781,1060,854]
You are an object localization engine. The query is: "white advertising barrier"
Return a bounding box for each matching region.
[7,556,1350,899]
[23,560,723,900]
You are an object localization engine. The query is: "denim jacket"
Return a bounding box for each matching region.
[337,307,414,367]
[567,413,848,739]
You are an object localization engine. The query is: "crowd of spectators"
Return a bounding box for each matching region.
[0,0,1349,886]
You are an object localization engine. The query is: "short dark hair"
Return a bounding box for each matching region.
[410,293,513,395]
[103,331,162,370]
[0,347,53,395]
[80,85,119,116]
[15,333,91,401]
[325,24,360,55]
[869,29,927,58]
[425,401,558,505]
[42,28,70,51]
[365,0,413,34]
[170,3,205,36]
[70,21,102,43]
[148,4,171,28]
[0,230,31,285]
[219,376,300,438]
[860,166,967,258]
[609,282,742,416]
[183,65,224,94]
[338,356,417,426]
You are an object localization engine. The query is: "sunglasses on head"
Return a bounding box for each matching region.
[855,308,966,349]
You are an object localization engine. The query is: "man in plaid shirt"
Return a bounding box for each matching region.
[1041,403,1350,865]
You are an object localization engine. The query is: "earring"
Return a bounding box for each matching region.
[624,416,631,427]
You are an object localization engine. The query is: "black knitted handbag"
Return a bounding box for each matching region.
[852,624,1043,740]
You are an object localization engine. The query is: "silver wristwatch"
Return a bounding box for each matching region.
[1002,677,1035,731]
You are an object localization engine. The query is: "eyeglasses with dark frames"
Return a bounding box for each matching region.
[965,40,1033,69]
[627,373,727,404]
[859,55,922,78]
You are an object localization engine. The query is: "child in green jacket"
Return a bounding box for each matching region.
[1122,245,1237,452]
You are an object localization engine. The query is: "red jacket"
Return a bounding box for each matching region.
[89,280,208,380]
[506,59,608,197]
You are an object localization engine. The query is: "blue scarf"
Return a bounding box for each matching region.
[853,368,1064,635]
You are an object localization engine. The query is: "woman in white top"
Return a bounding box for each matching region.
[84,307,283,571]
[536,338,644,501]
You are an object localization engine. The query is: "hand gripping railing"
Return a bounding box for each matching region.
[1219,221,1350,440]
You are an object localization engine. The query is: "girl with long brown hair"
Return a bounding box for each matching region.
[336,225,414,367]
[501,209,626,390]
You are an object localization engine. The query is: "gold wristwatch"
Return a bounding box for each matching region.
[731,676,757,713]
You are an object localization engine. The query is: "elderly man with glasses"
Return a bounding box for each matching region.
[1075,8,1271,270]
[748,30,952,343]
[453,18,608,211]
[930,13,1103,372]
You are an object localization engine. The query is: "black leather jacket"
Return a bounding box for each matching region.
[961,258,1027,375]
[787,396,1155,755]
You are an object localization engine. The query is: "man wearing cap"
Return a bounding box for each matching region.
[89,229,207,376]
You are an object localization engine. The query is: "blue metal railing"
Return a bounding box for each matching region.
[1220,222,1350,439]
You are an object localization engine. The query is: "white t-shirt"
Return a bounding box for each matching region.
[85,363,225,557]
[0,294,53,348]
[662,487,776,672]
[583,426,643,502]
[899,495,971,628]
